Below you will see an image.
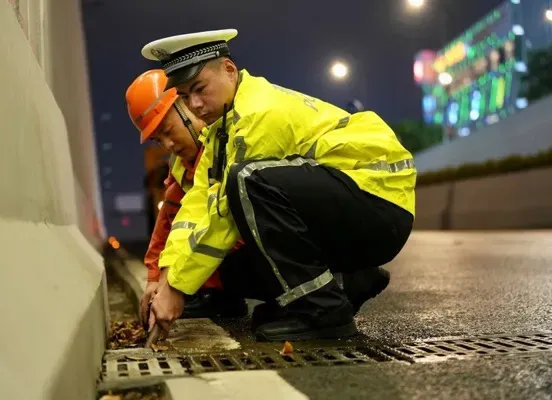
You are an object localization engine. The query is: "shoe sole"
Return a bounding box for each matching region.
[255,321,358,342]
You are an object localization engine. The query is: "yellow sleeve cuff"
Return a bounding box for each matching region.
[167,267,202,295]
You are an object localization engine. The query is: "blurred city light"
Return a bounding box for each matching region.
[407,0,425,9]
[330,61,349,79]
[438,72,453,85]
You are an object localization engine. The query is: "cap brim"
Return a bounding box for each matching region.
[165,62,206,90]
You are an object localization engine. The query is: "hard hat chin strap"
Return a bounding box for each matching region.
[173,102,202,149]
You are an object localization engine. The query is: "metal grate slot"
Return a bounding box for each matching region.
[389,333,552,363]
[102,356,189,382]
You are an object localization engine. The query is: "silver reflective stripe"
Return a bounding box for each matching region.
[171,221,197,231]
[188,230,227,259]
[234,136,247,162]
[336,116,350,129]
[277,270,334,307]
[305,142,317,159]
[208,193,217,210]
[237,157,319,293]
[356,158,415,173]
[233,110,241,124]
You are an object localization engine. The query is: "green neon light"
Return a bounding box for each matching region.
[461,93,470,124]
[480,89,486,116]
[496,76,506,109]
[489,77,498,113]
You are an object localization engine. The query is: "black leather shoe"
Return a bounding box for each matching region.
[343,267,391,314]
[180,290,248,319]
[255,302,357,342]
[255,316,357,342]
[251,302,287,331]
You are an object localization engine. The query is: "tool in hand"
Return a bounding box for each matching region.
[145,324,162,348]
[144,301,162,349]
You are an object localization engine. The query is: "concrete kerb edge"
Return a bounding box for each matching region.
[107,252,147,318]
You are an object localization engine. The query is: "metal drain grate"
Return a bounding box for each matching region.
[390,332,552,363]
[184,346,406,374]
[99,332,552,384]
[102,356,189,381]
[100,346,407,382]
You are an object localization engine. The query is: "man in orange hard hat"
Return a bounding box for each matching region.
[125,69,248,327]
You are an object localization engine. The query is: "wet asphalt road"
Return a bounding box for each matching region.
[354,231,552,344]
[219,231,552,345]
[111,231,552,399]
[214,231,552,399]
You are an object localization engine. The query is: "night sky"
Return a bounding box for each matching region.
[81,0,503,238]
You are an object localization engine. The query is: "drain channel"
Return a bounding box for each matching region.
[100,332,552,383]
[390,332,552,363]
[100,345,407,382]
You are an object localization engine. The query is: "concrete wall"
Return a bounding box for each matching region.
[0,1,107,400]
[414,94,552,174]
[14,0,106,247]
[415,167,552,230]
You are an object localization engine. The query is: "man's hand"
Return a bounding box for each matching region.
[148,278,185,335]
[140,281,159,327]
[141,268,170,328]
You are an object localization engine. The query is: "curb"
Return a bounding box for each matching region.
[106,247,147,317]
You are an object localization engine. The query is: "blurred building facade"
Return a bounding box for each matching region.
[414,0,552,140]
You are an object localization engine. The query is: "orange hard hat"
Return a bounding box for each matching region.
[125,69,178,143]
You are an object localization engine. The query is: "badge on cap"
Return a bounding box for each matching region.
[150,48,171,61]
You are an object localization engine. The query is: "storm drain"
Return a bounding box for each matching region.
[100,332,552,383]
[100,345,406,382]
[389,332,552,363]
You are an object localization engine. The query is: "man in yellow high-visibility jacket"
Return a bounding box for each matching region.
[142,29,416,342]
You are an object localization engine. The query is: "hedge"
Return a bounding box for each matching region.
[416,147,552,186]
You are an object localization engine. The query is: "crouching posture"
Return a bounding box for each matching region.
[143,29,416,341]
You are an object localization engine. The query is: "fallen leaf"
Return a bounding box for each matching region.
[108,320,147,349]
[151,343,169,352]
[280,341,293,354]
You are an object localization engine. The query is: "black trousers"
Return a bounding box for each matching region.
[218,158,413,317]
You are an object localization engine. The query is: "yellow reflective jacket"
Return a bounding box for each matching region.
[168,153,193,192]
[159,69,416,295]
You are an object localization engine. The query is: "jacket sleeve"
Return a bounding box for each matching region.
[143,174,183,282]
[159,109,297,295]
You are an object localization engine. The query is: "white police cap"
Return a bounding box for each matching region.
[141,29,238,89]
